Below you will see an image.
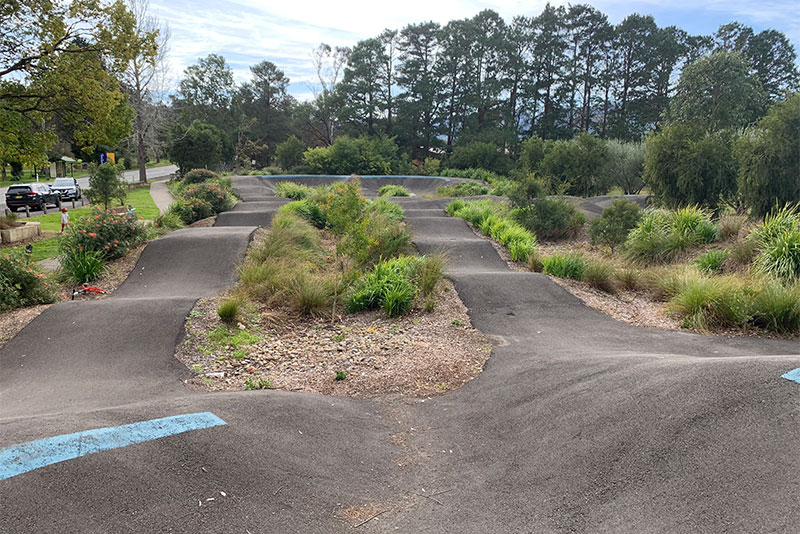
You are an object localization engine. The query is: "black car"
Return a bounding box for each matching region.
[5,183,62,212]
[51,177,83,200]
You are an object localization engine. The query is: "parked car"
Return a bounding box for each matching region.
[5,183,62,212]
[51,177,82,200]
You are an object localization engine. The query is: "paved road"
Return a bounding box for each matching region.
[1,165,177,215]
[2,175,800,533]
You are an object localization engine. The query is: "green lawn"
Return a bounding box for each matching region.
[4,184,161,261]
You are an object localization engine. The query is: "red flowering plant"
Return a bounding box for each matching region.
[60,208,148,260]
[0,250,58,311]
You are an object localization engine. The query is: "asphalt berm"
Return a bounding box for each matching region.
[1,175,799,533]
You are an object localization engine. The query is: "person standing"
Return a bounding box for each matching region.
[61,207,69,232]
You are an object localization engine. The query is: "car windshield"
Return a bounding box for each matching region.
[7,186,32,194]
[52,179,73,187]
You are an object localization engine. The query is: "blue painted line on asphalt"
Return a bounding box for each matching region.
[0,412,226,481]
[781,368,800,384]
[261,174,452,182]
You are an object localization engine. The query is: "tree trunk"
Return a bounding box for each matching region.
[137,127,147,183]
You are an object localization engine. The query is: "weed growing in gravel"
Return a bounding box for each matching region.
[335,371,347,381]
[217,296,242,323]
[244,376,272,390]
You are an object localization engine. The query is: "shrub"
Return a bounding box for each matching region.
[183,181,235,213]
[537,133,609,197]
[694,249,730,273]
[60,208,148,260]
[435,181,490,197]
[0,213,19,230]
[274,181,313,200]
[217,296,242,323]
[666,273,747,332]
[378,184,410,197]
[365,197,404,222]
[169,197,215,225]
[515,198,586,240]
[542,253,587,281]
[60,249,106,283]
[603,140,645,194]
[0,251,58,310]
[275,135,306,170]
[589,199,642,251]
[489,179,515,197]
[183,168,219,184]
[88,163,126,209]
[584,258,617,293]
[303,135,409,175]
[317,180,366,235]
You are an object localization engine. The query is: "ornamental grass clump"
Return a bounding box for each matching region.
[378,184,410,197]
[274,181,313,200]
[694,249,730,273]
[624,207,717,264]
[347,256,421,316]
[666,272,748,332]
[753,205,800,283]
[60,249,106,284]
[541,253,587,281]
[447,199,537,262]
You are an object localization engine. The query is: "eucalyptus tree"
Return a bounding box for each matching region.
[174,54,235,131]
[396,21,443,157]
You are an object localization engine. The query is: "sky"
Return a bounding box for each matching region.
[149,0,800,102]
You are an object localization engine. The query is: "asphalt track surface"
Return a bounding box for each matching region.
[2,175,800,533]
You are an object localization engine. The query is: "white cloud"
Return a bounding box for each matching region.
[150,0,799,102]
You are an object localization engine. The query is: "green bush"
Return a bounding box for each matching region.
[183,181,235,213]
[274,181,313,200]
[408,255,446,297]
[378,184,410,197]
[60,208,148,260]
[0,251,58,311]
[275,136,306,170]
[514,198,586,240]
[542,253,587,280]
[0,213,19,230]
[303,135,409,175]
[183,168,219,184]
[694,249,730,273]
[489,179,515,197]
[316,180,366,235]
[60,249,106,284]
[169,197,215,225]
[88,163,126,209]
[436,181,490,197]
[589,199,642,251]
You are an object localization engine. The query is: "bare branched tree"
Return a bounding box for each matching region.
[121,0,171,182]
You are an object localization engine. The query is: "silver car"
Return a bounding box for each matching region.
[51,177,82,200]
